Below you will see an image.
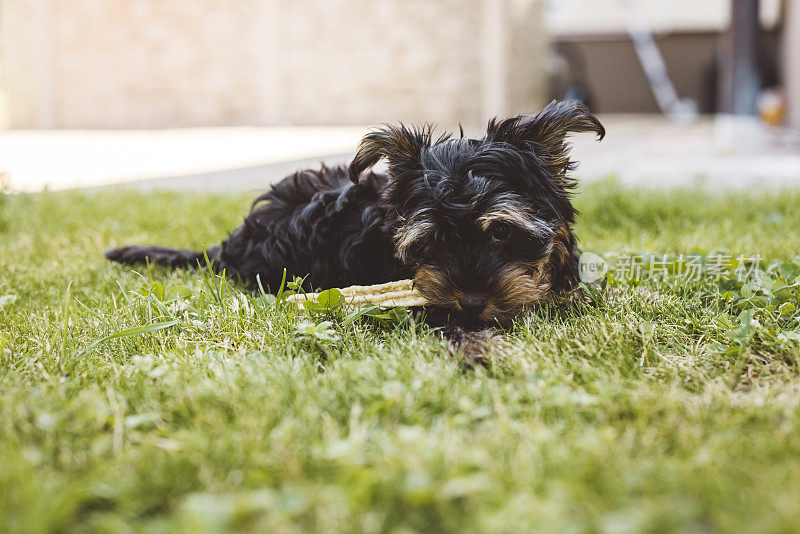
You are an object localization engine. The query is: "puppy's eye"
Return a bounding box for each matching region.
[489,223,511,243]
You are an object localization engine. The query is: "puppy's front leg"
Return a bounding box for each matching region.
[444,325,506,366]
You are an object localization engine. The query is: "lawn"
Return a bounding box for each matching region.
[2,180,800,532]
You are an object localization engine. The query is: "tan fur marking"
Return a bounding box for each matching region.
[482,261,552,324]
[394,219,435,262]
[413,266,461,307]
[478,205,554,238]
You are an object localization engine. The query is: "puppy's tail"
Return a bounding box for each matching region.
[105,245,218,269]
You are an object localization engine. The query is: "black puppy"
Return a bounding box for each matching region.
[107,100,604,340]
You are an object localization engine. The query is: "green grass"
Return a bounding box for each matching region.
[2,180,800,533]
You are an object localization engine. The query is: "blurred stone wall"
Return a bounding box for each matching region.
[0,0,547,129]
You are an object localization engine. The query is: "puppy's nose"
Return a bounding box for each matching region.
[459,294,487,315]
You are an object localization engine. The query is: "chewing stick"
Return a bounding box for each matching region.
[287,279,428,307]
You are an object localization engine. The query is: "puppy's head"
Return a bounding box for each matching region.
[349,100,604,325]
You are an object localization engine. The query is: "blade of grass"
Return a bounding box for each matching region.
[76,320,179,358]
[61,281,73,354]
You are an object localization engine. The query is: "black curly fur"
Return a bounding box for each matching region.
[107,166,408,291]
[106,100,604,340]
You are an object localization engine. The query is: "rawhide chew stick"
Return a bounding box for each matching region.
[287,279,428,307]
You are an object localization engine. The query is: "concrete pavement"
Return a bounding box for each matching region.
[0,127,366,192]
[1,115,799,193]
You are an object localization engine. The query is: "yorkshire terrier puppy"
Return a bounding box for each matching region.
[107,100,604,356]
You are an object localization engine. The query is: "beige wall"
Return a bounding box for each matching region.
[1,0,547,129]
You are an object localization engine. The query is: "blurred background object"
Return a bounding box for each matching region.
[547,0,785,116]
[758,86,787,125]
[0,0,798,191]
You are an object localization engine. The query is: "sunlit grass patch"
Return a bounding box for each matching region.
[2,181,800,532]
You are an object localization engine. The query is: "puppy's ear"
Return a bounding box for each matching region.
[487,99,604,180]
[348,124,432,184]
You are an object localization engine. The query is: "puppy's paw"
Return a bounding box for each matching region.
[445,327,506,367]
